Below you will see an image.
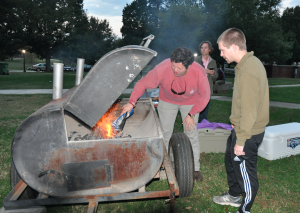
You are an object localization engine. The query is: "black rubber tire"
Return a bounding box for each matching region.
[10,161,39,199]
[168,132,194,197]
[37,68,40,72]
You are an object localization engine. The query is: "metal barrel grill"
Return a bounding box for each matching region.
[4,36,195,212]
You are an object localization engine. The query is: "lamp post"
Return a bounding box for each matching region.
[22,50,26,72]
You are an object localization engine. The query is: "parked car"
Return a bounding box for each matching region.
[32,63,53,71]
[83,64,92,71]
[71,64,92,72]
[63,66,73,71]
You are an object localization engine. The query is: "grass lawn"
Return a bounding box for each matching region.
[268,78,300,85]
[225,77,300,86]
[1,95,300,212]
[212,87,300,104]
[0,72,88,90]
[0,72,142,90]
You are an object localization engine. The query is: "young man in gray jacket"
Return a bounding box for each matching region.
[213,28,269,213]
[195,41,218,123]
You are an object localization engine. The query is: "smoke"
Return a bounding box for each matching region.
[150,3,206,63]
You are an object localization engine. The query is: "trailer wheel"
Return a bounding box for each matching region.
[168,132,194,197]
[10,161,39,199]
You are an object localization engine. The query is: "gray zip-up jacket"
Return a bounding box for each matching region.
[194,55,218,95]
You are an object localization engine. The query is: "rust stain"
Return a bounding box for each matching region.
[67,193,119,199]
[14,179,25,193]
[88,202,97,207]
[93,167,106,184]
[45,141,150,186]
[45,143,109,171]
[98,193,118,197]
[45,148,69,171]
[133,190,170,199]
[86,195,96,200]
[107,142,150,183]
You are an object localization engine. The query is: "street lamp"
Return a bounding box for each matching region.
[22,50,26,72]
[194,53,198,57]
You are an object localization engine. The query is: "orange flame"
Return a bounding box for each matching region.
[92,101,121,139]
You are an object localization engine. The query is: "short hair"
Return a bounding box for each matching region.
[170,47,194,69]
[199,41,214,53]
[217,28,247,50]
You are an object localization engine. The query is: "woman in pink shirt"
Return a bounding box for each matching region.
[122,47,210,181]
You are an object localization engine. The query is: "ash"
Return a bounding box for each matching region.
[73,131,131,141]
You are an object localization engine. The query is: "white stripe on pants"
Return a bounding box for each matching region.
[157,99,200,171]
[240,160,252,213]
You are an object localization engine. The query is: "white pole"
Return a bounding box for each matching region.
[53,63,64,100]
[75,58,85,86]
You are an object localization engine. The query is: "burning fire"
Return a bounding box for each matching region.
[92,101,122,139]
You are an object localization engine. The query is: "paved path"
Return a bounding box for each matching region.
[8,70,38,73]
[269,84,300,88]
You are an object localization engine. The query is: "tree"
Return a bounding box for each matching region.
[154,2,206,60]
[220,0,292,64]
[0,0,23,60]
[282,6,300,64]
[17,0,87,71]
[121,0,153,46]
[58,16,116,65]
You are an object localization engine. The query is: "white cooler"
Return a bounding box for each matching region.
[258,122,300,160]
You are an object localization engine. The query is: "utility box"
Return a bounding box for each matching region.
[258,122,300,160]
[198,128,231,153]
[0,62,8,75]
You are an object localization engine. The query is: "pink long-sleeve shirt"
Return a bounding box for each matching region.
[129,59,210,115]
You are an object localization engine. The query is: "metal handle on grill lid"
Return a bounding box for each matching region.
[140,34,155,48]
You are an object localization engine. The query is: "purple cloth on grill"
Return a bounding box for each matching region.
[197,119,233,131]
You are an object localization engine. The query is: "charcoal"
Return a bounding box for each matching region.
[114,131,131,138]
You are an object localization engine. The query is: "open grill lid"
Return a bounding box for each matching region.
[64,45,157,128]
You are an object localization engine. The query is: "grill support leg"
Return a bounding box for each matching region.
[87,201,98,213]
[169,182,175,213]
[6,179,27,201]
[138,185,146,192]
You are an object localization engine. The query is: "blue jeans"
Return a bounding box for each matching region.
[198,100,210,123]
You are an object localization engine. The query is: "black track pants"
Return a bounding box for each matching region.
[225,130,264,213]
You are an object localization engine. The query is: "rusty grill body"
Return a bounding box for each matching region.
[4,43,180,212]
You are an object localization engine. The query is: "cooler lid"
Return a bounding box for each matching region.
[264,122,300,138]
[64,45,157,127]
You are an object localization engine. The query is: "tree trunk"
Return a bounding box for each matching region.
[46,52,51,72]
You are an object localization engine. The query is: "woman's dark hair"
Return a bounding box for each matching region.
[199,41,214,53]
[170,47,194,69]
